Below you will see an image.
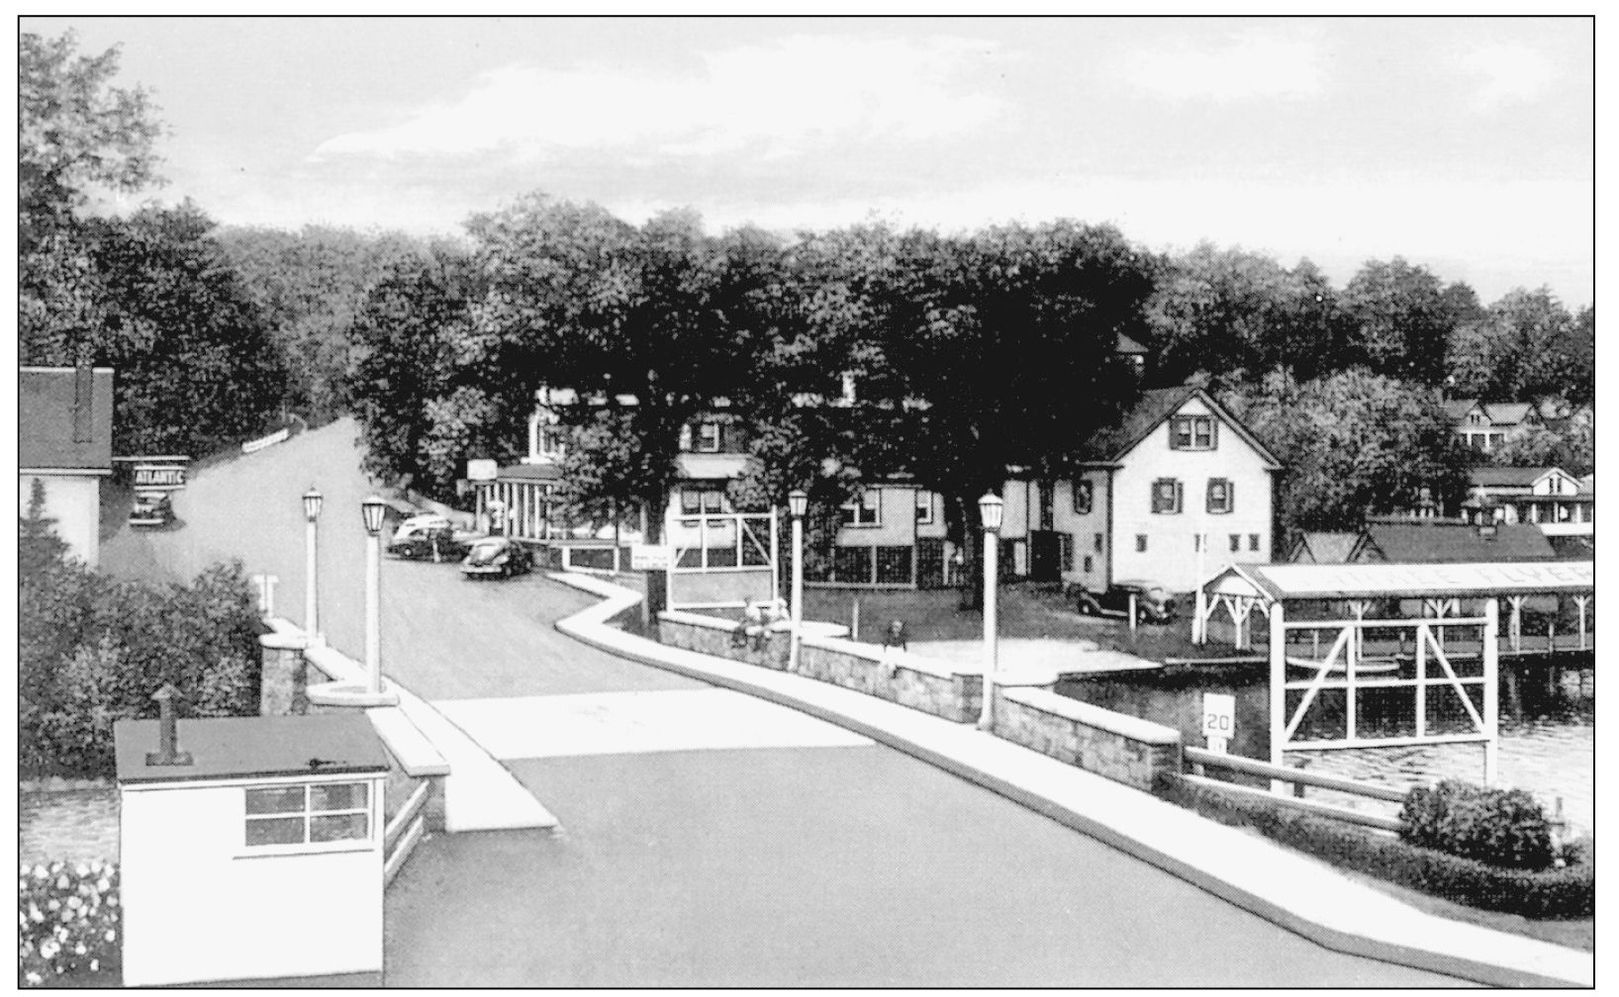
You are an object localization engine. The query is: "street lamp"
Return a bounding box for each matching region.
[360,495,388,696]
[787,489,809,673]
[302,486,322,643]
[977,491,1004,731]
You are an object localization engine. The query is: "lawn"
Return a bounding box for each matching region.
[800,583,1244,662]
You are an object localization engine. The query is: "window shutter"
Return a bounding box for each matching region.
[679,424,693,451]
[1174,481,1184,513]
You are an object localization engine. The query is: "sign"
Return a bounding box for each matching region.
[132,461,188,492]
[467,459,498,482]
[630,544,673,571]
[1202,692,1235,753]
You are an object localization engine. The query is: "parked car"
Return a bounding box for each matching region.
[388,526,475,562]
[1071,580,1177,624]
[461,536,533,579]
[128,493,175,529]
[391,513,452,546]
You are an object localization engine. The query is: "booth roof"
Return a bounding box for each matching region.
[1202,560,1595,603]
[114,713,390,784]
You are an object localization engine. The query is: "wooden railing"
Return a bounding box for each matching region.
[1181,746,1405,833]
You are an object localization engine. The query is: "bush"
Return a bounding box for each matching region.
[1400,779,1554,870]
[19,509,264,778]
[17,861,121,987]
[1155,773,1593,919]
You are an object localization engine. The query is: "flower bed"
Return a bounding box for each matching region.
[1154,772,1593,919]
[18,861,121,987]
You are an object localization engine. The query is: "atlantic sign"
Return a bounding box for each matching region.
[127,458,191,493]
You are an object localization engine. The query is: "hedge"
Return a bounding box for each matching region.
[17,861,121,987]
[1400,779,1554,870]
[1154,772,1593,919]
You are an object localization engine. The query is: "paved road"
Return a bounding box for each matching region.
[101,421,1462,987]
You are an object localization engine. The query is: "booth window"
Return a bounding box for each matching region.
[915,490,935,525]
[841,490,881,527]
[244,782,370,850]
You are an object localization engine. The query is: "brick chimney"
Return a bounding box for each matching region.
[72,362,95,444]
[145,684,194,767]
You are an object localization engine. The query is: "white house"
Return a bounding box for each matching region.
[115,711,390,987]
[19,365,114,567]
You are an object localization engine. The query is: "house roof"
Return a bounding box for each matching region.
[1444,398,1481,421]
[1290,532,1359,564]
[114,713,390,784]
[1468,466,1571,489]
[1076,385,1280,468]
[1356,518,1555,564]
[1486,402,1534,425]
[1203,560,1593,602]
[19,366,115,471]
[497,462,564,482]
[1114,332,1149,355]
[676,453,752,481]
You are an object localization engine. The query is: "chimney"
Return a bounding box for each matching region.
[72,363,95,444]
[145,684,194,767]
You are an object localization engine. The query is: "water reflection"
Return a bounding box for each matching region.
[1056,656,1594,836]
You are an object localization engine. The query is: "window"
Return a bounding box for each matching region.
[536,425,566,460]
[1229,534,1240,553]
[1072,480,1094,515]
[697,422,723,453]
[244,782,370,850]
[1038,482,1055,531]
[1136,534,1147,553]
[1207,478,1233,514]
[1059,533,1074,571]
[1082,555,1094,573]
[1468,412,1485,425]
[915,490,934,525]
[1094,532,1104,553]
[1249,533,1261,552]
[1171,415,1217,451]
[680,489,727,515]
[1151,478,1183,514]
[841,490,880,527]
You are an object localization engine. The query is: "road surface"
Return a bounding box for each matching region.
[99,419,1462,986]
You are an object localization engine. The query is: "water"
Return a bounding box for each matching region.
[1056,656,1594,838]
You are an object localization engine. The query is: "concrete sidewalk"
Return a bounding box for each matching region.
[550,573,1592,989]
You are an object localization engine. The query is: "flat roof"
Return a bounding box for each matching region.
[115,713,390,784]
[1204,560,1594,602]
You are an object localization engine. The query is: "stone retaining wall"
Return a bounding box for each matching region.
[993,685,1182,791]
[658,610,790,670]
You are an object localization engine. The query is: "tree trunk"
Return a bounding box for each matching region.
[641,491,669,626]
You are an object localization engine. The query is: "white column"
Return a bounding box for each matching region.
[1575,595,1589,651]
[789,514,805,673]
[1268,601,1287,793]
[304,515,319,641]
[365,530,382,695]
[1483,597,1499,785]
[978,529,999,731]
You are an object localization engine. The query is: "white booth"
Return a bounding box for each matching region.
[115,710,390,987]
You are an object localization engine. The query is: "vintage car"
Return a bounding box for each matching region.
[461,536,533,579]
[387,526,476,562]
[1071,580,1178,624]
[390,513,453,545]
[127,493,175,529]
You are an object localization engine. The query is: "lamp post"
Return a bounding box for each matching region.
[301,487,322,643]
[977,491,1004,731]
[787,489,809,673]
[360,495,388,696]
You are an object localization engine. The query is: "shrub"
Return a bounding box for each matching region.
[17,861,121,986]
[1400,779,1554,871]
[19,515,264,779]
[1155,773,1592,919]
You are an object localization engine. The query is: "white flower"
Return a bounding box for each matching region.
[28,903,44,923]
[74,944,86,955]
[32,865,47,880]
[89,959,98,973]
[104,929,116,942]
[46,898,59,911]
[95,878,110,893]
[54,874,70,890]
[73,863,88,878]
[25,971,42,985]
[66,896,82,910]
[39,940,58,959]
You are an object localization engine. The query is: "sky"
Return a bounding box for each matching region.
[23,15,1596,307]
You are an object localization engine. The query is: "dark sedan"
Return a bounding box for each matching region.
[461,536,533,579]
[1070,580,1178,624]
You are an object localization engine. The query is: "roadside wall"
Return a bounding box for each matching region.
[993,685,1182,791]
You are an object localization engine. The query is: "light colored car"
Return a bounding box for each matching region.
[391,513,452,545]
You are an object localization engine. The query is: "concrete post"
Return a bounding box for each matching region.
[304,515,320,642]
[977,528,999,731]
[1483,597,1500,785]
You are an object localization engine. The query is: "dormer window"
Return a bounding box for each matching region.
[697,422,723,453]
[1468,412,1485,426]
[536,425,565,460]
[1171,415,1216,451]
[841,489,880,527]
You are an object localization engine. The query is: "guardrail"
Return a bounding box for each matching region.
[240,426,291,454]
[1181,746,1405,832]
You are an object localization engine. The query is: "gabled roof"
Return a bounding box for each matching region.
[1468,466,1573,489]
[1289,532,1359,564]
[1114,332,1148,355]
[19,366,115,472]
[1486,402,1534,425]
[1355,518,1555,564]
[1076,385,1280,468]
[1444,398,1482,421]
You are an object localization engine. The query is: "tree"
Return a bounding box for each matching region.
[19,478,72,580]
[1222,369,1474,539]
[1494,408,1593,477]
[216,225,426,422]
[19,30,163,245]
[346,244,486,498]
[1341,258,1453,384]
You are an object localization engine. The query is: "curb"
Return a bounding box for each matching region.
[548,572,1590,989]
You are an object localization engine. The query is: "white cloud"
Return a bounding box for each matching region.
[1110,25,1324,102]
[1457,42,1559,111]
[312,34,1002,162]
